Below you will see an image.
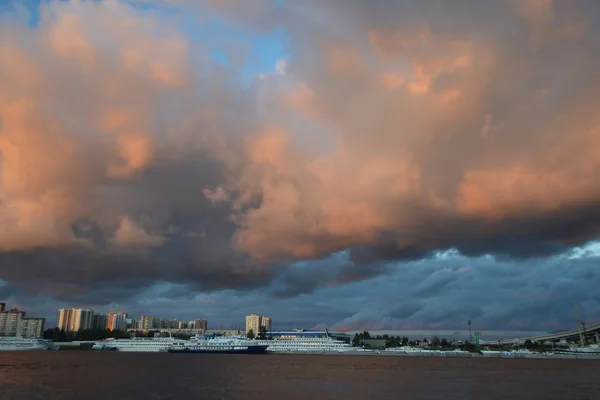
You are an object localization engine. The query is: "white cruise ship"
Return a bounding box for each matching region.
[93,337,177,352]
[0,337,52,351]
[255,332,353,353]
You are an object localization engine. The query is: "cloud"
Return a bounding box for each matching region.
[110,216,166,250]
[0,0,599,330]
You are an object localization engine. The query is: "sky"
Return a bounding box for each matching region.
[1,0,600,334]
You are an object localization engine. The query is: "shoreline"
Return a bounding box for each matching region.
[51,347,600,359]
[264,350,600,359]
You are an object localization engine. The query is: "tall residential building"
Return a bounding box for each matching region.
[106,312,129,331]
[56,308,94,331]
[0,309,25,336]
[123,317,135,331]
[72,309,94,331]
[20,318,45,337]
[56,308,73,331]
[261,316,272,332]
[245,314,261,334]
[246,314,272,334]
[93,313,107,330]
[138,315,154,330]
[0,306,45,338]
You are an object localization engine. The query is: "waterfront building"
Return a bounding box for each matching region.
[0,309,25,336]
[0,305,45,337]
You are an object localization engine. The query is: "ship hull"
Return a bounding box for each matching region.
[168,345,268,354]
[0,345,50,351]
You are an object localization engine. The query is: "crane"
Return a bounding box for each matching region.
[573,304,585,347]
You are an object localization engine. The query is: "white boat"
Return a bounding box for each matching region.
[0,337,52,351]
[254,335,353,353]
[94,337,177,352]
[560,344,600,354]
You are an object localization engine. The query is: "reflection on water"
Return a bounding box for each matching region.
[0,352,598,399]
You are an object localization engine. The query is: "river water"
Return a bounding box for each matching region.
[0,352,598,399]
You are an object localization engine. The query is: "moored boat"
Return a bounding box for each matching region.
[167,336,268,354]
[94,337,178,352]
[0,337,52,351]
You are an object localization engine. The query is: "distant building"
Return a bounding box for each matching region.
[138,316,154,330]
[73,309,94,331]
[362,339,387,349]
[123,317,135,331]
[245,314,260,334]
[206,329,241,336]
[261,317,272,332]
[246,314,271,334]
[192,319,207,332]
[106,312,128,331]
[57,308,94,331]
[56,308,72,331]
[0,305,45,338]
[0,309,25,336]
[93,313,107,330]
[20,318,45,338]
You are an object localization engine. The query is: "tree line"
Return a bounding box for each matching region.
[43,328,130,342]
[352,331,472,349]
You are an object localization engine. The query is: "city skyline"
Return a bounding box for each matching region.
[0,0,599,332]
[53,307,209,332]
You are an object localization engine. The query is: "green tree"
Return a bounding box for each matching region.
[247,329,255,339]
[464,341,477,352]
[431,336,441,347]
[257,325,267,340]
[440,338,449,348]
